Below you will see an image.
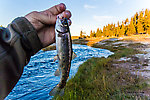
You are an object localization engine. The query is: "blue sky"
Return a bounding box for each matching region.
[0,0,150,36]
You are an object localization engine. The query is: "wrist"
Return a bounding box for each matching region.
[9,17,43,55]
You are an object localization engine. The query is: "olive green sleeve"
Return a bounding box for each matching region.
[0,17,43,99]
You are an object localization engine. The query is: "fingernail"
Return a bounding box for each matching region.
[59,3,66,10]
[64,11,71,18]
[66,12,70,16]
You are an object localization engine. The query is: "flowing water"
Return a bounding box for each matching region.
[5,44,113,100]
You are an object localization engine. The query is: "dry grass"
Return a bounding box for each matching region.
[71,36,80,40]
[72,34,150,46]
[85,37,108,46]
[120,34,150,43]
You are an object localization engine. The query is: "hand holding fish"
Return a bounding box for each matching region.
[25,3,74,96]
[25,3,72,47]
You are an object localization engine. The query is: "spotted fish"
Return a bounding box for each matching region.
[49,16,74,96]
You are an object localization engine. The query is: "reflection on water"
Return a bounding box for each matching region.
[5,44,113,100]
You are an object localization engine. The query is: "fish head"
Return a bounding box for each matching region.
[55,16,69,34]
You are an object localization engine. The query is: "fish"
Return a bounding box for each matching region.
[54,52,77,76]
[49,16,73,96]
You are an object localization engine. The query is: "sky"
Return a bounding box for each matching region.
[0,0,150,36]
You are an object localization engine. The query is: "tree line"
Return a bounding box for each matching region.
[89,9,150,38]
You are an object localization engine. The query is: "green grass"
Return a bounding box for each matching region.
[53,57,148,100]
[109,48,139,59]
[53,40,149,100]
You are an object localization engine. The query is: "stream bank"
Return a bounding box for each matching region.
[54,36,150,100]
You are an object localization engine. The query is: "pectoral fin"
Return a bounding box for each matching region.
[72,52,77,60]
[54,68,60,76]
[53,55,58,62]
[54,54,60,62]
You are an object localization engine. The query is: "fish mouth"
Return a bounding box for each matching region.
[56,17,69,33]
[57,16,69,27]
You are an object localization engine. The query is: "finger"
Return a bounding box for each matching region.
[58,10,72,19]
[36,12,57,25]
[62,10,72,19]
[46,3,66,15]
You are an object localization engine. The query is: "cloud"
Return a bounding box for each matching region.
[84,4,96,9]
[93,15,123,25]
[93,15,117,22]
[114,0,124,4]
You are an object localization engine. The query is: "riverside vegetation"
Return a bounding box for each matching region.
[52,36,150,100]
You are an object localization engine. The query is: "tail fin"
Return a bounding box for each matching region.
[49,85,64,96]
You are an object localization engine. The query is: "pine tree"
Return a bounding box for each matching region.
[147,9,150,34]
[90,30,96,37]
[103,26,106,37]
[93,31,96,37]
[96,28,100,37]
[137,11,145,34]
[120,21,125,36]
[144,9,150,34]
[126,18,136,36]
[80,30,83,38]
[137,22,144,34]
[90,30,93,37]
[109,24,115,37]
[112,24,116,36]
[99,29,103,37]
[96,28,103,37]
[133,12,138,34]
[116,21,121,37]
[125,18,129,25]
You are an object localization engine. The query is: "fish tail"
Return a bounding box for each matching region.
[59,88,64,96]
[49,85,64,96]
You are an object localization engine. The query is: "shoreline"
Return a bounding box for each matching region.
[47,34,150,99]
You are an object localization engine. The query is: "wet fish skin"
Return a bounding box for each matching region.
[54,52,77,76]
[49,16,72,96]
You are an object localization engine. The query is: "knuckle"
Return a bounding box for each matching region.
[54,5,61,13]
[31,11,39,16]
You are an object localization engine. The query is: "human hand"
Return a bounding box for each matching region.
[25,3,72,47]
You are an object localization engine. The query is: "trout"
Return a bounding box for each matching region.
[49,16,72,96]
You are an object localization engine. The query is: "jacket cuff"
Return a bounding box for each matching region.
[11,17,43,55]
